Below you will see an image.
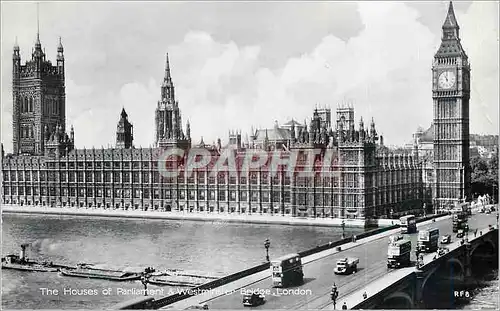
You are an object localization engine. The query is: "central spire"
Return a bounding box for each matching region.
[164,53,172,82]
[160,52,175,101]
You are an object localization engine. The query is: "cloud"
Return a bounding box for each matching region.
[458,1,499,134]
[1,1,497,153]
[161,2,438,146]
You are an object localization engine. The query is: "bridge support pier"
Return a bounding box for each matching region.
[414,269,425,309]
[464,242,472,278]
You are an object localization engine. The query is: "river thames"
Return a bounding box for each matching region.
[2,213,363,309]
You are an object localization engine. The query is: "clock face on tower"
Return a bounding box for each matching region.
[438,71,456,89]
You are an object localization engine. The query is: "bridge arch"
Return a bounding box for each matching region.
[470,238,496,258]
[381,291,414,309]
[421,257,465,294]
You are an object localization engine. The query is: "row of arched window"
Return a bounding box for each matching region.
[20,97,34,113]
[21,125,34,139]
[19,96,61,115]
[44,98,60,116]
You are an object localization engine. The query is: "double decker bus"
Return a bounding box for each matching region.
[452,212,467,233]
[387,239,412,269]
[417,228,440,253]
[400,215,417,234]
[270,253,304,288]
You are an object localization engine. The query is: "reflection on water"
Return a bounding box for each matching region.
[2,213,362,309]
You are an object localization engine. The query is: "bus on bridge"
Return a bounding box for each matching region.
[400,215,417,234]
[417,228,440,253]
[270,253,304,288]
[387,239,411,269]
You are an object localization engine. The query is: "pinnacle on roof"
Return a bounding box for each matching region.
[14,36,19,50]
[121,107,128,119]
[57,36,64,52]
[442,1,459,29]
[35,2,41,48]
[164,53,172,81]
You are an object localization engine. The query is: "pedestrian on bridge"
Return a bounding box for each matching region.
[363,291,367,299]
[342,302,348,309]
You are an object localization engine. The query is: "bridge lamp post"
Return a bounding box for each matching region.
[341,220,345,239]
[140,272,150,296]
[264,238,271,262]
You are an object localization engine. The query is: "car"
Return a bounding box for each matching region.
[456,230,465,238]
[440,234,451,244]
[388,234,403,244]
[188,304,209,310]
[437,247,449,256]
[243,293,265,307]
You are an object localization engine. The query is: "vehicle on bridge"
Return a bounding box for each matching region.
[440,234,451,244]
[388,234,403,244]
[187,304,209,310]
[456,229,465,238]
[242,293,265,307]
[400,215,417,234]
[387,239,411,269]
[333,257,359,275]
[270,253,304,288]
[417,228,439,253]
[452,212,468,233]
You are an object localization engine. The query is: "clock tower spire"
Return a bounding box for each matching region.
[431,1,471,209]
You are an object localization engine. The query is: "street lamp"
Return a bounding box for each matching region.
[264,238,271,262]
[140,272,150,296]
[341,220,345,239]
[331,283,339,309]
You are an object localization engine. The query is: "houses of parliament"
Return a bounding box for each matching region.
[1,2,470,223]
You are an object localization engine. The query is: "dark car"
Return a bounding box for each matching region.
[243,293,265,307]
[456,230,464,238]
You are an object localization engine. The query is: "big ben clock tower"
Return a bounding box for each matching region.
[432,1,471,209]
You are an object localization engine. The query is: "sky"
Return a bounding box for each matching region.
[1,1,498,152]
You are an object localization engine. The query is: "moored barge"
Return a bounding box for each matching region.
[59,264,141,281]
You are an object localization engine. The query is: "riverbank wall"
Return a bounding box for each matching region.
[1,204,401,228]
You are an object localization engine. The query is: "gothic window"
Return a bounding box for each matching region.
[218,190,226,201]
[29,97,33,112]
[113,172,121,183]
[272,191,280,202]
[122,172,130,183]
[132,172,139,183]
[24,97,28,112]
[240,190,247,201]
[283,191,290,203]
[67,171,74,182]
[189,190,196,200]
[85,172,92,182]
[250,190,258,202]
